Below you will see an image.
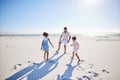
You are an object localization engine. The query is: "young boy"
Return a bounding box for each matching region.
[71,36,80,63]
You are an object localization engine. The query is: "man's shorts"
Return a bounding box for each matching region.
[60,39,68,45]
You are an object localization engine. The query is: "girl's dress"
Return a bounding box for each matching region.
[42,37,49,51]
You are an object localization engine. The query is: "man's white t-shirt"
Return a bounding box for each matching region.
[61,32,71,41]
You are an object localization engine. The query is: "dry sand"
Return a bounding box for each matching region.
[0,35,120,80]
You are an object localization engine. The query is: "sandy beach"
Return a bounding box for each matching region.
[0,34,120,80]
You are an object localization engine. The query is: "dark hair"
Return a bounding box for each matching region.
[72,36,76,40]
[43,32,48,37]
[64,27,67,29]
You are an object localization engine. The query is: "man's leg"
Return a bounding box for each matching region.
[58,42,61,50]
[64,45,66,53]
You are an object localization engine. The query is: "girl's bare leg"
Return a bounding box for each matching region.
[44,51,46,61]
[46,51,49,61]
[58,42,61,50]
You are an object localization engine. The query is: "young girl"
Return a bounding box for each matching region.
[71,36,80,63]
[41,32,54,61]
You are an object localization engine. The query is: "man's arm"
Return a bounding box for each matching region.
[67,36,71,43]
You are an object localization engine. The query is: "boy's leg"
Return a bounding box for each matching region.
[71,52,74,60]
[64,45,66,53]
[76,54,80,63]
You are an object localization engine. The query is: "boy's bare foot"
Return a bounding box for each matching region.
[71,57,73,59]
[78,60,80,64]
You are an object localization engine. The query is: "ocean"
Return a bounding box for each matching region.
[0,33,120,40]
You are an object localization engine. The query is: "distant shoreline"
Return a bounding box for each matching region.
[0,33,120,37]
[0,34,61,37]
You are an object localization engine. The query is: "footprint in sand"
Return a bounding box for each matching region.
[12,64,22,70]
[78,66,84,71]
[13,65,17,69]
[17,64,22,66]
[102,69,110,74]
[27,61,36,65]
[82,75,91,80]
[11,61,36,70]
[6,45,9,47]
[6,45,14,48]
[88,71,99,77]
[88,63,94,68]
[80,60,85,62]
[28,61,31,63]
[77,78,82,80]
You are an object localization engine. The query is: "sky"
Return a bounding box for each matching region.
[0,0,120,34]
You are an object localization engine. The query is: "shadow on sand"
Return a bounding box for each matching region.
[6,52,64,80]
[57,59,79,80]
[27,53,64,80]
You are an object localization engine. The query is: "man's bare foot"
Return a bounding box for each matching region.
[56,50,59,54]
[64,52,66,54]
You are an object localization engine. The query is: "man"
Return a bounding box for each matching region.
[56,27,71,54]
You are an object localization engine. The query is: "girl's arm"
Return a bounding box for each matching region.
[41,40,43,49]
[48,38,54,48]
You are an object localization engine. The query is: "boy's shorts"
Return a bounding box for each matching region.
[73,48,78,54]
[60,39,68,45]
